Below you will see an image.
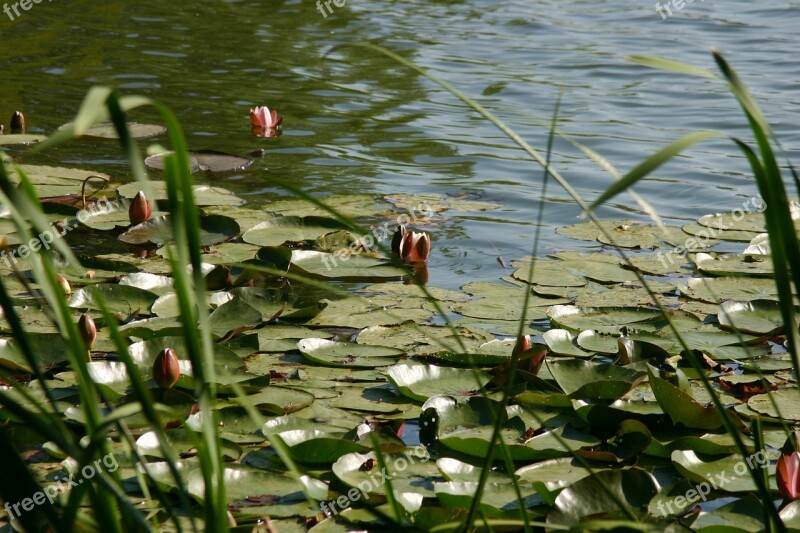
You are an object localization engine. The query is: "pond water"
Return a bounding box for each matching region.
[1,0,798,288]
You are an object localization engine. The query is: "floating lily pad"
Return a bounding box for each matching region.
[69,284,159,314]
[557,219,687,250]
[683,222,759,243]
[6,165,112,198]
[117,182,244,206]
[694,253,773,277]
[671,449,774,493]
[386,193,500,213]
[0,134,46,145]
[119,214,240,246]
[297,338,405,368]
[748,389,800,421]
[266,194,390,218]
[547,469,659,527]
[386,364,490,402]
[81,122,166,139]
[243,216,353,247]
[718,300,786,335]
[675,277,780,304]
[548,359,645,400]
[542,329,594,358]
[258,248,407,282]
[548,305,664,332]
[144,150,252,173]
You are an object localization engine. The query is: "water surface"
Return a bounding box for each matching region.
[1,0,797,288]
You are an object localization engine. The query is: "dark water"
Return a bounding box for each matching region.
[1,0,798,288]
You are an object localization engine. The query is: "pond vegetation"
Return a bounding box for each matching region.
[0,46,799,533]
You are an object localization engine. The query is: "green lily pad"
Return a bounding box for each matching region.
[243,216,354,247]
[548,359,646,400]
[6,165,111,198]
[117,181,244,206]
[542,329,594,358]
[258,248,407,282]
[647,365,723,430]
[69,283,159,314]
[547,469,659,527]
[0,134,46,145]
[671,449,774,493]
[695,253,773,277]
[386,193,499,213]
[307,297,433,329]
[385,364,491,402]
[297,338,405,368]
[747,389,800,421]
[144,150,252,174]
[267,194,390,218]
[548,305,663,332]
[675,277,780,304]
[119,214,240,246]
[718,300,787,335]
[82,122,166,139]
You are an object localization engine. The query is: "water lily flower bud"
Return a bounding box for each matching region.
[249,106,283,137]
[778,451,800,501]
[398,231,431,263]
[129,191,152,225]
[153,348,180,389]
[77,313,97,350]
[56,275,72,295]
[512,335,533,358]
[10,111,24,134]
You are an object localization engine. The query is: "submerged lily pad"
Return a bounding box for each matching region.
[145,150,252,173]
[82,122,166,139]
[117,182,244,206]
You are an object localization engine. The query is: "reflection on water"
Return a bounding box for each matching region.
[0,0,797,287]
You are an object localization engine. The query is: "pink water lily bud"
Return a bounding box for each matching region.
[250,106,283,137]
[153,348,180,389]
[778,451,800,501]
[398,231,431,263]
[10,111,24,134]
[512,335,533,358]
[77,313,97,350]
[129,191,152,225]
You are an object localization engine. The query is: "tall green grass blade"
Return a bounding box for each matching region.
[628,55,718,79]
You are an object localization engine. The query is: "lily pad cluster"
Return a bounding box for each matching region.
[2,165,800,531]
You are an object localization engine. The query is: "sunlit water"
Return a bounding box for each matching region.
[0,0,797,289]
